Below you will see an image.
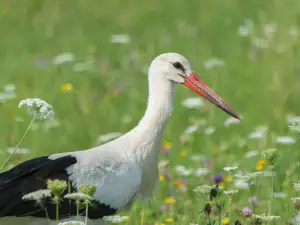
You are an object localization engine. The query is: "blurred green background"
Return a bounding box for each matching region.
[0,0,300,224]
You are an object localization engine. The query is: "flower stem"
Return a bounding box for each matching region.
[0,115,36,171]
[56,198,59,224]
[85,201,89,225]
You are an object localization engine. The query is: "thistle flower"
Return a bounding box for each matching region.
[22,189,51,202]
[241,207,252,217]
[19,98,54,120]
[212,173,224,184]
[58,221,85,225]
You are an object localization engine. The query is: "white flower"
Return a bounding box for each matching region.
[263,24,276,40]
[58,221,86,225]
[204,127,215,135]
[238,25,251,36]
[96,132,123,145]
[181,97,204,109]
[19,98,54,120]
[235,172,262,182]
[244,150,259,158]
[289,27,299,37]
[7,147,31,155]
[223,190,239,195]
[64,193,92,201]
[248,126,268,140]
[22,189,51,201]
[3,84,16,93]
[0,92,17,102]
[233,179,249,189]
[194,168,209,176]
[293,183,300,191]
[175,165,193,177]
[223,166,239,172]
[252,214,280,221]
[183,124,199,135]
[52,52,74,65]
[104,215,129,223]
[273,192,287,199]
[224,117,240,127]
[289,123,300,133]
[287,115,300,124]
[194,185,213,195]
[276,136,296,144]
[292,197,300,202]
[43,119,60,129]
[252,38,269,49]
[203,57,226,70]
[111,34,130,44]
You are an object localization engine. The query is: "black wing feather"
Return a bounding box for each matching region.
[0,155,117,220]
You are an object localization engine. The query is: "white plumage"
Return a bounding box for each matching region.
[0,53,239,225]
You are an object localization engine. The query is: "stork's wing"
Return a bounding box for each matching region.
[65,150,142,214]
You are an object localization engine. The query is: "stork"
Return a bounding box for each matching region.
[0,53,240,225]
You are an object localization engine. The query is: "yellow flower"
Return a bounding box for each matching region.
[163,141,173,149]
[165,197,176,204]
[165,218,173,223]
[221,217,230,225]
[159,175,165,181]
[159,224,166,225]
[179,151,188,157]
[60,83,73,92]
[225,176,232,183]
[256,164,263,171]
[258,159,266,165]
[174,180,185,190]
[219,182,225,189]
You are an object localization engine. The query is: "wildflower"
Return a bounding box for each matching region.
[175,165,193,177]
[60,83,73,92]
[103,215,129,223]
[256,164,263,171]
[7,147,31,155]
[194,185,214,195]
[248,126,267,139]
[165,197,176,204]
[58,221,85,225]
[64,193,93,201]
[111,34,130,44]
[244,150,259,158]
[252,214,280,221]
[221,217,230,225]
[276,136,296,144]
[181,97,204,109]
[203,57,226,70]
[223,166,239,172]
[225,176,232,183]
[96,132,123,145]
[292,197,300,202]
[241,207,252,217]
[174,180,187,191]
[194,168,209,176]
[293,183,300,191]
[3,84,16,93]
[234,179,249,189]
[163,141,173,150]
[52,52,74,65]
[219,182,225,189]
[165,217,173,223]
[204,127,215,135]
[262,148,277,165]
[258,159,266,165]
[22,189,51,202]
[160,204,169,212]
[78,184,96,197]
[223,190,238,196]
[19,98,54,120]
[212,173,224,184]
[179,151,188,157]
[263,23,277,40]
[47,179,67,197]
[159,175,165,181]
[289,122,300,133]
[183,124,199,135]
[224,117,240,127]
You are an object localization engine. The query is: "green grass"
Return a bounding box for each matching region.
[0,0,300,224]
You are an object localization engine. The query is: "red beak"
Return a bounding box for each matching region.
[183,72,240,120]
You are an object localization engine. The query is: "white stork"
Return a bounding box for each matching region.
[0,53,240,225]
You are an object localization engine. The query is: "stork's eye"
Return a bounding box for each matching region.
[173,62,184,71]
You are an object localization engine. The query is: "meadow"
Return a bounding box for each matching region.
[0,0,300,224]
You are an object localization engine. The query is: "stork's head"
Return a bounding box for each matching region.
[149,52,240,119]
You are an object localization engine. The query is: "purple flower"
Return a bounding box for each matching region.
[241,207,252,217]
[212,173,224,184]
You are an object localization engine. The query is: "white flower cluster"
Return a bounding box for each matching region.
[58,221,86,225]
[19,98,54,120]
[252,214,280,222]
[103,215,129,223]
[22,189,51,201]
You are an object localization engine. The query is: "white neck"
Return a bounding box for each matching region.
[132,70,175,158]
